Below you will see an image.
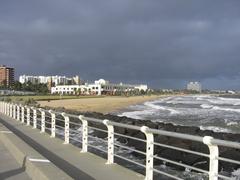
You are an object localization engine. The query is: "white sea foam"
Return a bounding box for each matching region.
[212,106,240,113]
[200,104,213,109]
[144,101,179,114]
[118,95,240,133]
[200,103,240,113]
[119,106,159,119]
[200,126,231,133]
[232,168,240,178]
[205,96,240,106]
[227,122,238,126]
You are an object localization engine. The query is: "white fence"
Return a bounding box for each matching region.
[0,101,240,180]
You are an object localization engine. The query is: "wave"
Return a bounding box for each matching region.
[227,121,238,126]
[212,106,240,113]
[144,101,179,114]
[200,103,240,113]
[206,97,240,105]
[200,104,213,109]
[119,110,147,120]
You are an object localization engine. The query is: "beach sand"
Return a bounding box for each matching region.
[38,95,164,114]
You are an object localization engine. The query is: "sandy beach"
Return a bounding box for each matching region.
[38,95,164,114]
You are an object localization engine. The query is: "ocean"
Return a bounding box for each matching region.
[118,95,240,134]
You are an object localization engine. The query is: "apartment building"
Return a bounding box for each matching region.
[19,75,80,86]
[0,65,15,88]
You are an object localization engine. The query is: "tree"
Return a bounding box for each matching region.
[13,81,22,91]
[12,81,49,94]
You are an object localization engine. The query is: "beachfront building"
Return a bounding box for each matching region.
[51,79,148,96]
[0,65,15,88]
[19,75,81,86]
[187,82,202,92]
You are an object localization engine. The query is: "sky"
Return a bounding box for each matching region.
[0,0,240,90]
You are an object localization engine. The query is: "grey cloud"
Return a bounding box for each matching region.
[0,0,240,89]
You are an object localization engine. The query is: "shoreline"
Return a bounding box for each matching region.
[38,95,169,114]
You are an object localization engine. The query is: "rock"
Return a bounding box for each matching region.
[220,150,240,172]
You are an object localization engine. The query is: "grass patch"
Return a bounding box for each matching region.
[3,95,106,102]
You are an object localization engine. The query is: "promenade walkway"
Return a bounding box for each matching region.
[0,113,144,180]
[0,136,30,180]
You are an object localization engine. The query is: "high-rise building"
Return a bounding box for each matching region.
[0,65,15,88]
[187,82,202,92]
[19,75,80,86]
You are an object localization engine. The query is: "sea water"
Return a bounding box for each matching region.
[118,95,240,134]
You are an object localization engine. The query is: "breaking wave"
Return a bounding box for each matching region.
[118,95,240,133]
[144,101,179,114]
[200,104,213,109]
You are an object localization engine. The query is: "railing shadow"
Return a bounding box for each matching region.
[0,156,27,179]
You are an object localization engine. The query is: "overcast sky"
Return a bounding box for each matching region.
[0,0,240,89]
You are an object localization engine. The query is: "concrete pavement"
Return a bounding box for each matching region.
[0,138,30,180]
[0,113,144,180]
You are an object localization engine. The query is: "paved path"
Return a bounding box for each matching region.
[0,136,30,180]
[0,114,144,180]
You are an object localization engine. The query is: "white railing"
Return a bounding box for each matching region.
[0,101,240,180]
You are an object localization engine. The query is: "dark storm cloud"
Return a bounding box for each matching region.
[0,0,240,89]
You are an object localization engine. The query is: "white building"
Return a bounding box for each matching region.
[51,84,101,95]
[187,82,202,92]
[51,79,148,96]
[19,75,80,86]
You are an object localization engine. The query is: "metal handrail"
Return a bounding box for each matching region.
[154,142,209,158]
[147,128,204,143]
[1,102,240,180]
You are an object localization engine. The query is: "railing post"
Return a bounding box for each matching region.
[5,103,7,115]
[21,106,25,123]
[11,104,14,118]
[103,120,114,164]
[32,108,37,129]
[10,104,12,117]
[9,103,11,117]
[203,136,219,180]
[39,109,45,133]
[141,126,154,180]
[6,103,8,115]
[4,102,6,114]
[13,104,16,119]
[79,115,88,153]
[17,105,20,121]
[49,110,56,138]
[1,102,3,113]
[26,107,31,126]
[8,103,11,116]
[9,104,12,117]
[62,113,69,144]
